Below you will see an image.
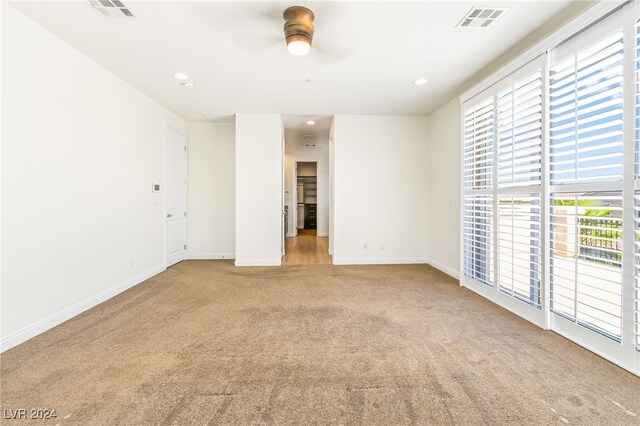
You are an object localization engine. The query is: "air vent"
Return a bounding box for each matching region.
[457,7,506,28]
[87,0,135,18]
[201,113,235,123]
[303,143,317,148]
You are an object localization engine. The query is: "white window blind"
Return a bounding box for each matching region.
[497,71,543,188]
[464,94,496,287]
[498,194,542,308]
[548,23,625,344]
[494,68,544,310]
[464,98,494,190]
[464,195,494,286]
[549,31,624,185]
[550,192,623,341]
[461,3,639,375]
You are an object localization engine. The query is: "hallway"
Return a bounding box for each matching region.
[282,236,332,265]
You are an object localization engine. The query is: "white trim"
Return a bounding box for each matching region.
[317,232,329,237]
[187,253,235,260]
[0,264,165,353]
[332,257,428,265]
[462,279,546,328]
[551,313,639,377]
[426,258,460,280]
[620,1,637,373]
[234,259,282,267]
[286,232,296,237]
[460,0,627,103]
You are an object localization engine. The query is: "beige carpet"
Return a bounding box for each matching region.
[1,261,639,425]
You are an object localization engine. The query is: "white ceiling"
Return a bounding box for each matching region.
[282,114,332,131]
[9,1,581,121]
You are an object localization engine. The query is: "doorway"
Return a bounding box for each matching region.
[296,161,317,235]
[281,116,332,265]
[283,161,330,264]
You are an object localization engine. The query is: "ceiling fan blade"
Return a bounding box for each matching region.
[228,4,285,54]
[230,31,282,54]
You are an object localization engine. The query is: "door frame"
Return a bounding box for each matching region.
[293,160,319,236]
[165,123,188,268]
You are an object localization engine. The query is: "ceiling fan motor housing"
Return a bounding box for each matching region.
[283,6,315,47]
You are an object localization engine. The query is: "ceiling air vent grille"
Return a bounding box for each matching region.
[87,0,135,18]
[201,113,236,123]
[457,7,507,28]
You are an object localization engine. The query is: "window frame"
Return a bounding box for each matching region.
[459,0,639,376]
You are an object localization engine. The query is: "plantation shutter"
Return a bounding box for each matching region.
[549,21,625,342]
[495,67,544,309]
[549,31,624,185]
[550,192,623,341]
[496,71,543,189]
[464,98,494,190]
[464,95,495,286]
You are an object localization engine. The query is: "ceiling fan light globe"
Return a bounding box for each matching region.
[287,40,311,56]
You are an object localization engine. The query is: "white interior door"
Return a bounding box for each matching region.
[166,125,187,267]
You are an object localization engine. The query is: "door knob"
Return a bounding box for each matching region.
[167,213,173,218]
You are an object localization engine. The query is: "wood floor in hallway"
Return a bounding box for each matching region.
[282,235,332,265]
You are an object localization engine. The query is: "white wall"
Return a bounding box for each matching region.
[235,114,283,266]
[1,5,185,349]
[186,122,235,259]
[332,115,428,264]
[284,130,330,237]
[426,99,461,278]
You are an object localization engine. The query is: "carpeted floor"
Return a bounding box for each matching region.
[1,261,639,425]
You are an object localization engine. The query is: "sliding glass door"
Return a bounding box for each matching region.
[461,2,640,376]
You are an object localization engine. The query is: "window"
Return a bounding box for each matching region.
[548,24,625,342]
[496,69,543,310]
[464,98,494,190]
[464,194,494,285]
[550,191,623,341]
[549,32,624,185]
[464,97,495,286]
[461,3,639,375]
[498,194,542,308]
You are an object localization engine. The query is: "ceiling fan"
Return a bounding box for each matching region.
[283,6,314,55]
[229,3,358,62]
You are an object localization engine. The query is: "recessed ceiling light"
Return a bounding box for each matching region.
[182,82,195,89]
[306,120,316,125]
[414,78,428,85]
[173,72,189,80]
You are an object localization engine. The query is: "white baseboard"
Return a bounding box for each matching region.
[187,253,235,260]
[286,232,296,237]
[426,258,460,280]
[235,259,282,267]
[332,257,428,265]
[317,232,329,237]
[0,264,165,353]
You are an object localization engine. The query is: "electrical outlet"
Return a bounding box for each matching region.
[363,242,368,249]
